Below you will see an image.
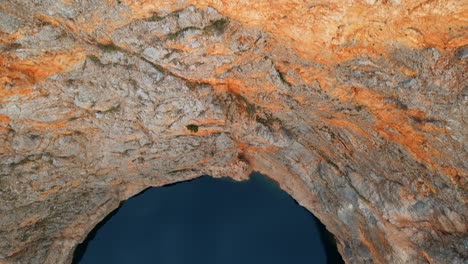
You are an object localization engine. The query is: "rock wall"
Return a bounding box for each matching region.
[0,1,466,263]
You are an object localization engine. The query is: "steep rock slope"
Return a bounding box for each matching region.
[0,1,466,263]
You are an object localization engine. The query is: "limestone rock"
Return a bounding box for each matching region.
[0,1,466,263]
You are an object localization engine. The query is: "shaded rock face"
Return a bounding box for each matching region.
[0,1,466,263]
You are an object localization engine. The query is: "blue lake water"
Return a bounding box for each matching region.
[73,173,343,264]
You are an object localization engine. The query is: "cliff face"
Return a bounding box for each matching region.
[0,1,466,263]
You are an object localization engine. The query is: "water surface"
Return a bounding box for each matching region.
[74,173,343,264]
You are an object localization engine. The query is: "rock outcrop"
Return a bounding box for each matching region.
[0,1,466,263]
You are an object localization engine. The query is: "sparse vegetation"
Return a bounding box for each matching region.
[275,68,291,86]
[99,104,121,115]
[246,103,256,117]
[383,97,408,110]
[255,114,282,128]
[1,42,21,52]
[236,95,256,117]
[146,14,162,22]
[97,43,120,53]
[87,55,101,63]
[409,116,440,125]
[255,116,270,126]
[67,117,79,122]
[204,19,228,35]
[144,59,167,74]
[168,26,200,40]
[186,124,199,133]
[165,19,228,40]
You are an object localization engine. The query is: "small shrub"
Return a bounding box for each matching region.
[275,68,291,86]
[186,124,199,133]
[87,55,101,63]
[97,43,120,53]
[146,14,162,22]
[204,19,228,34]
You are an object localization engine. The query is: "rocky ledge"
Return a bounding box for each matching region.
[0,1,466,263]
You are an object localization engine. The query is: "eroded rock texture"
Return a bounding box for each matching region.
[0,1,466,263]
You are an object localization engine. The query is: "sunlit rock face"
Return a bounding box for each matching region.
[0,1,466,263]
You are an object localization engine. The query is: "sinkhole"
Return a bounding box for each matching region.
[73,172,343,264]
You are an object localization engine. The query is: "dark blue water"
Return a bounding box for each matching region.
[73,173,343,264]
